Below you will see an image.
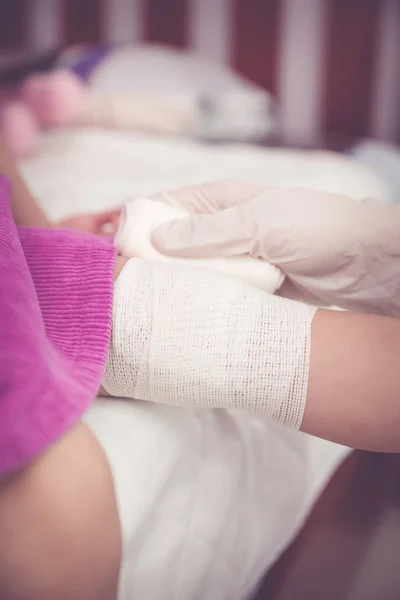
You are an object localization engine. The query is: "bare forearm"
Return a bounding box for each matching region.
[0,423,121,600]
[304,309,400,452]
[0,137,50,227]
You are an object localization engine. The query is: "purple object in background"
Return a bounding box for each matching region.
[66,44,113,81]
[0,175,116,476]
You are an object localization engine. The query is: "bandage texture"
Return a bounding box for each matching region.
[103,259,316,429]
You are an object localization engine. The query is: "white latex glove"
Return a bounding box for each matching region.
[152,180,400,316]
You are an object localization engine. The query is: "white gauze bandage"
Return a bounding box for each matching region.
[103,259,316,429]
[114,198,284,294]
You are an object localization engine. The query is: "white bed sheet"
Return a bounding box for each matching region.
[20,128,390,221]
[19,130,388,600]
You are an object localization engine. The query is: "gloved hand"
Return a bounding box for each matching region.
[151,180,400,316]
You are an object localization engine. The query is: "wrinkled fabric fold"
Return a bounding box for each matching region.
[0,175,116,476]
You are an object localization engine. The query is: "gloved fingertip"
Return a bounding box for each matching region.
[152,217,218,258]
[151,219,187,256]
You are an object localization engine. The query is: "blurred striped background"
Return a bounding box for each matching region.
[0,0,399,145]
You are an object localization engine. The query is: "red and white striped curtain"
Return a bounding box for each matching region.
[1,0,399,144]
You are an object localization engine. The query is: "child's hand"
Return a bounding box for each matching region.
[58,208,121,237]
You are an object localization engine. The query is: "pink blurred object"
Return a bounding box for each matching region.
[0,68,88,158]
[0,99,38,157]
[21,68,85,127]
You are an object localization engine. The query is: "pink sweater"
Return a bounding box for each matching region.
[0,175,116,476]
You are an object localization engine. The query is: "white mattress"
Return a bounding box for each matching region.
[20,129,389,600]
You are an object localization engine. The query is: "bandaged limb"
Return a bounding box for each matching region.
[104,259,400,452]
[103,259,315,429]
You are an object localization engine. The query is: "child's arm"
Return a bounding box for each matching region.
[0,136,50,227]
[0,135,121,232]
[104,258,400,452]
[0,422,121,600]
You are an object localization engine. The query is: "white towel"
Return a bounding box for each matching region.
[114,197,284,293]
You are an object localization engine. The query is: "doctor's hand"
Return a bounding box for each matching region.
[152,180,400,316]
